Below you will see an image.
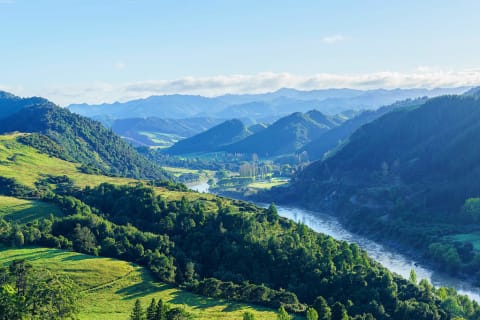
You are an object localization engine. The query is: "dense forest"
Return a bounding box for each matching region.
[1,175,480,319]
[270,94,480,282]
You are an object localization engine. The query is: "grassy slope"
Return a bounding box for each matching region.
[0,133,133,188]
[0,134,294,319]
[0,247,281,320]
[0,196,62,223]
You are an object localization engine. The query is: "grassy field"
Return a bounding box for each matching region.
[0,133,134,188]
[0,196,62,222]
[248,178,289,190]
[0,247,284,320]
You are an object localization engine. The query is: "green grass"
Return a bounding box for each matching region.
[0,133,134,188]
[248,178,289,190]
[0,196,62,223]
[0,247,282,320]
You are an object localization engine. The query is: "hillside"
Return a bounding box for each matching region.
[301,97,429,161]
[272,94,480,281]
[0,247,279,320]
[0,132,478,319]
[222,110,341,156]
[165,119,251,155]
[110,116,224,147]
[0,92,168,180]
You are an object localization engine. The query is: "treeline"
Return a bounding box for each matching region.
[1,181,480,319]
[129,298,190,320]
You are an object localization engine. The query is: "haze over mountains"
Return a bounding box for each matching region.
[68,87,469,151]
[69,87,468,120]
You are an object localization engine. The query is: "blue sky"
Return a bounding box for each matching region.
[1,0,480,105]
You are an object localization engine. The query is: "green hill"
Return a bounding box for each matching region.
[0,103,478,319]
[0,247,280,320]
[165,119,251,155]
[273,94,480,281]
[300,98,428,161]
[0,92,169,180]
[222,110,341,156]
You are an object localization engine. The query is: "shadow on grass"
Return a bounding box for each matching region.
[116,272,167,300]
[62,254,98,262]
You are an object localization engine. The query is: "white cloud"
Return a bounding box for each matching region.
[10,69,480,106]
[321,34,347,44]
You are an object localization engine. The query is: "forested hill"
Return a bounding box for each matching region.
[268,94,480,281]
[294,95,480,213]
[165,119,251,155]
[0,92,169,180]
[221,110,342,156]
[300,97,429,161]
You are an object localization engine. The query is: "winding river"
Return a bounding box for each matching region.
[189,181,480,302]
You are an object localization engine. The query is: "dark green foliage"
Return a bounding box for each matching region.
[17,133,73,161]
[0,260,80,320]
[0,96,169,180]
[129,298,189,320]
[0,177,38,198]
[131,299,145,320]
[166,119,252,155]
[243,311,256,320]
[300,97,427,161]
[278,94,480,280]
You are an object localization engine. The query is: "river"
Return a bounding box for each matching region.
[189,181,480,302]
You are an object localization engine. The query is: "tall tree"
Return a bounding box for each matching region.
[146,298,157,320]
[314,296,331,320]
[130,299,145,320]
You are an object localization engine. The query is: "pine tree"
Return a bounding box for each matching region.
[146,298,156,320]
[130,299,145,320]
[155,298,167,320]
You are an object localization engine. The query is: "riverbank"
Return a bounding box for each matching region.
[189,181,480,302]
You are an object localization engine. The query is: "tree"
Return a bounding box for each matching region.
[155,299,168,320]
[314,296,331,320]
[130,299,145,320]
[331,302,348,320]
[306,307,319,320]
[277,305,291,320]
[146,298,157,320]
[243,311,256,320]
[409,269,417,284]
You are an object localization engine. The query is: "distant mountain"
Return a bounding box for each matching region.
[165,119,251,155]
[68,87,469,121]
[221,110,342,156]
[301,97,429,161]
[110,117,224,147]
[69,94,227,119]
[0,92,169,180]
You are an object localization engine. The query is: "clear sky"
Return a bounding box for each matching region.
[1,0,480,105]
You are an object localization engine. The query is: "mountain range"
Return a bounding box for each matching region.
[69,87,468,121]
